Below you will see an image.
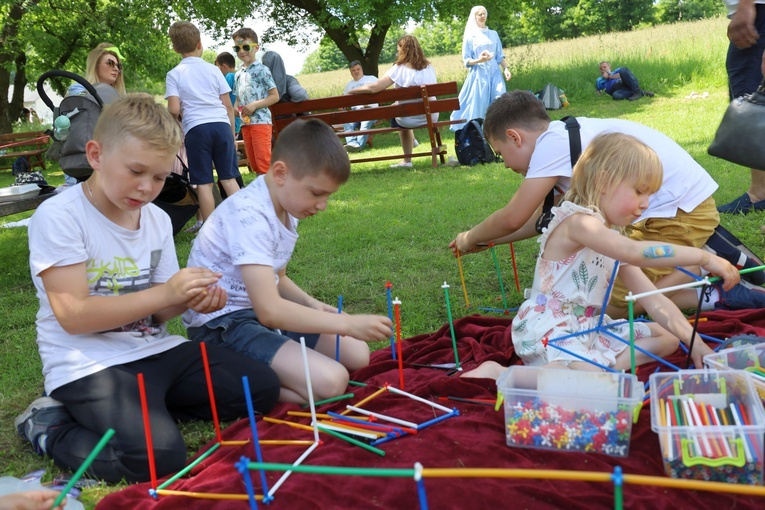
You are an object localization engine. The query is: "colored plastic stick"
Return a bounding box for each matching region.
[301,392,354,409]
[494,393,504,412]
[154,489,261,501]
[441,282,461,370]
[199,342,223,444]
[236,456,259,510]
[345,405,419,428]
[489,245,509,311]
[288,411,334,420]
[387,385,453,414]
[51,428,115,509]
[438,396,496,407]
[708,264,765,282]
[394,298,405,390]
[335,295,343,361]
[317,421,383,439]
[684,287,706,369]
[157,442,222,490]
[417,410,459,431]
[349,380,368,387]
[414,463,429,510]
[340,385,387,416]
[316,424,386,456]
[137,373,158,491]
[628,298,636,375]
[509,243,521,293]
[386,282,396,359]
[263,416,315,432]
[456,250,470,308]
[242,375,269,500]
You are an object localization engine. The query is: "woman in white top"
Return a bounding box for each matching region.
[349,35,437,168]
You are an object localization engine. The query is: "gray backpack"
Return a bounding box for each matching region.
[37,70,118,181]
[539,83,563,110]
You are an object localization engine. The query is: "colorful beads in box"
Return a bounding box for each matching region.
[505,397,632,456]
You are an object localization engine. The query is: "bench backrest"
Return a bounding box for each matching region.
[270,82,459,138]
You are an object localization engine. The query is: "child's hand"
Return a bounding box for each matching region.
[186,285,227,314]
[346,314,393,342]
[0,490,65,510]
[702,254,740,291]
[165,268,222,306]
[449,233,487,257]
[687,339,714,369]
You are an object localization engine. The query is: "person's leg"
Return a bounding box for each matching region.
[356,120,375,150]
[270,340,350,403]
[47,358,186,483]
[398,129,414,163]
[209,122,242,201]
[240,124,257,176]
[195,184,216,221]
[615,67,641,96]
[719,9,765,213]
[251,124,273,174]
[609,82,631,100]
[612,323,679,371]
[185,125,216,221]
[312,333,370,373]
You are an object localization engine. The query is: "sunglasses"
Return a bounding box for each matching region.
[233,44,253,53]
[103,59,122,71]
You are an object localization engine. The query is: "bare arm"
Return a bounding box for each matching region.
[41,263,222,335]
[221,93,236,138]
[167,96,181,120]
[450,175,558,254]
[728,0,759,48]
[347,75,395,94]
[241,87,280,117]
[241,264,392,340]
[618,265,714,367]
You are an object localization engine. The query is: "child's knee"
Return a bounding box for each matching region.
[315,369,350,401]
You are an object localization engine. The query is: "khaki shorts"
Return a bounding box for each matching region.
[609,196,719,310]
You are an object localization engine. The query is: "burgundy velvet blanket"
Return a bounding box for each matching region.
[99,310,765,509]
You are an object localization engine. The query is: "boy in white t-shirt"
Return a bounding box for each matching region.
[16,94,280,483]
[449,90,765,317]
[184,119,393,404]
[166,21,241,223]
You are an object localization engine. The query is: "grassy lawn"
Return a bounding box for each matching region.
[1,16,763,508]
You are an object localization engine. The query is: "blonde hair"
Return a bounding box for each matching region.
[564,133,663,225]
[395,35,430,70]
[169,21,200,54]
[93,93,182,157]
[85,43,126,95]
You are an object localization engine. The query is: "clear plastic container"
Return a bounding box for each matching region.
[497,366,642,457]
[649,369,765,484]
[704,343,765,401]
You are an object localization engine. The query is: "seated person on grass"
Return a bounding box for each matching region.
[449,90,765,319]
[16,94,280,484]
[183,119,393,404]
[596,61,653,101]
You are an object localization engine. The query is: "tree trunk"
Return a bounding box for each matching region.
[0,0,36,134]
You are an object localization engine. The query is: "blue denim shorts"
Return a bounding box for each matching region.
[186,308,320,365]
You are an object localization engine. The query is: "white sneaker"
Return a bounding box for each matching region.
[413,139,420,148]
[390,161,413,168]
[344,143,361,153]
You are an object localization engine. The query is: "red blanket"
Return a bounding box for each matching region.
[99,310,765,509]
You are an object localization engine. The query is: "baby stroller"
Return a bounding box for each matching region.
[36,70,198,235]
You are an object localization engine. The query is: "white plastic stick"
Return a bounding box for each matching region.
[386,385,453,414]
[345,405,419,428]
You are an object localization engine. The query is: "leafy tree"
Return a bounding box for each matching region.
[570,0,654,36]
[654,0,725,24]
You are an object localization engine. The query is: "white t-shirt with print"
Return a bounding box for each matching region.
[529,117,718,221]
[183,176,298,329]
[384,64,439,128]
[28,184,187,395]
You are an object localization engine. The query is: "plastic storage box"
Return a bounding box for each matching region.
[0,184,40,203]
[704,343,765,401]
[649,369,765,484]
[497,366,642,457]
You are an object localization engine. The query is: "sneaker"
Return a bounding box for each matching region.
[390,161,413,168]
[15,397,72,456]
[344,143,361,153]
[184,220,203,234]
[413,139,420,148]
[643,90,655,97]
[715,281,765,310]
[717,192,765,214]
[628,91,644,101]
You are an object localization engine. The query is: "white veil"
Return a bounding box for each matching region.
[463,5,488,42]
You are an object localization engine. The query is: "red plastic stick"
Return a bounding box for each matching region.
[199,342,223,444]
[509,243,521,293]
[394,300,404,390]
[137,373,158,491]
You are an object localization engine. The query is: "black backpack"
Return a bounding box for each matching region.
[454,118,496,166]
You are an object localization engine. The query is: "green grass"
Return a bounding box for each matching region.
[2,16,764,508]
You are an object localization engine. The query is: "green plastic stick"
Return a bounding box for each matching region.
[157,442,222,490]
[301,392,354,409]
[317,425,385,456]
[51,428,116,509]
[442,282,461,370]
[246,461,413,477]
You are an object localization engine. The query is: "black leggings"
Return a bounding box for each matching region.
[48,342,280,483]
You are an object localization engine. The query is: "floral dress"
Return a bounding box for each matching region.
[511,201,651,368]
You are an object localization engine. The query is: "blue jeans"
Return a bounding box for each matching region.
[187,308,320,365]
[343,120,376,149]
[609,67,641,100]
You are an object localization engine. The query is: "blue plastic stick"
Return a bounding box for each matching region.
[335,295,343,362]
[386,283,396,360]
[243,375,270,499]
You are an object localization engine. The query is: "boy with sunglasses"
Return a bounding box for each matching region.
[231,28,280,175]
[166,21,242,224]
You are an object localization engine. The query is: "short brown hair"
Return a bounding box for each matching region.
[94,93,182,157]
[168,21,200,54]
[215,52,236,68]
[271,119,350,183]
[483,91,551,142]
[231,28,259,44]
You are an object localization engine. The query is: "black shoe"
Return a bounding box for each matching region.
[628,91,644,101]
[643,91,654,97]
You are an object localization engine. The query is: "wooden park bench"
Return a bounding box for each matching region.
[269,82,461,167]
[0,131,50,172]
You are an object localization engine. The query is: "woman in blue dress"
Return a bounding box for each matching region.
[450,6,512,131]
